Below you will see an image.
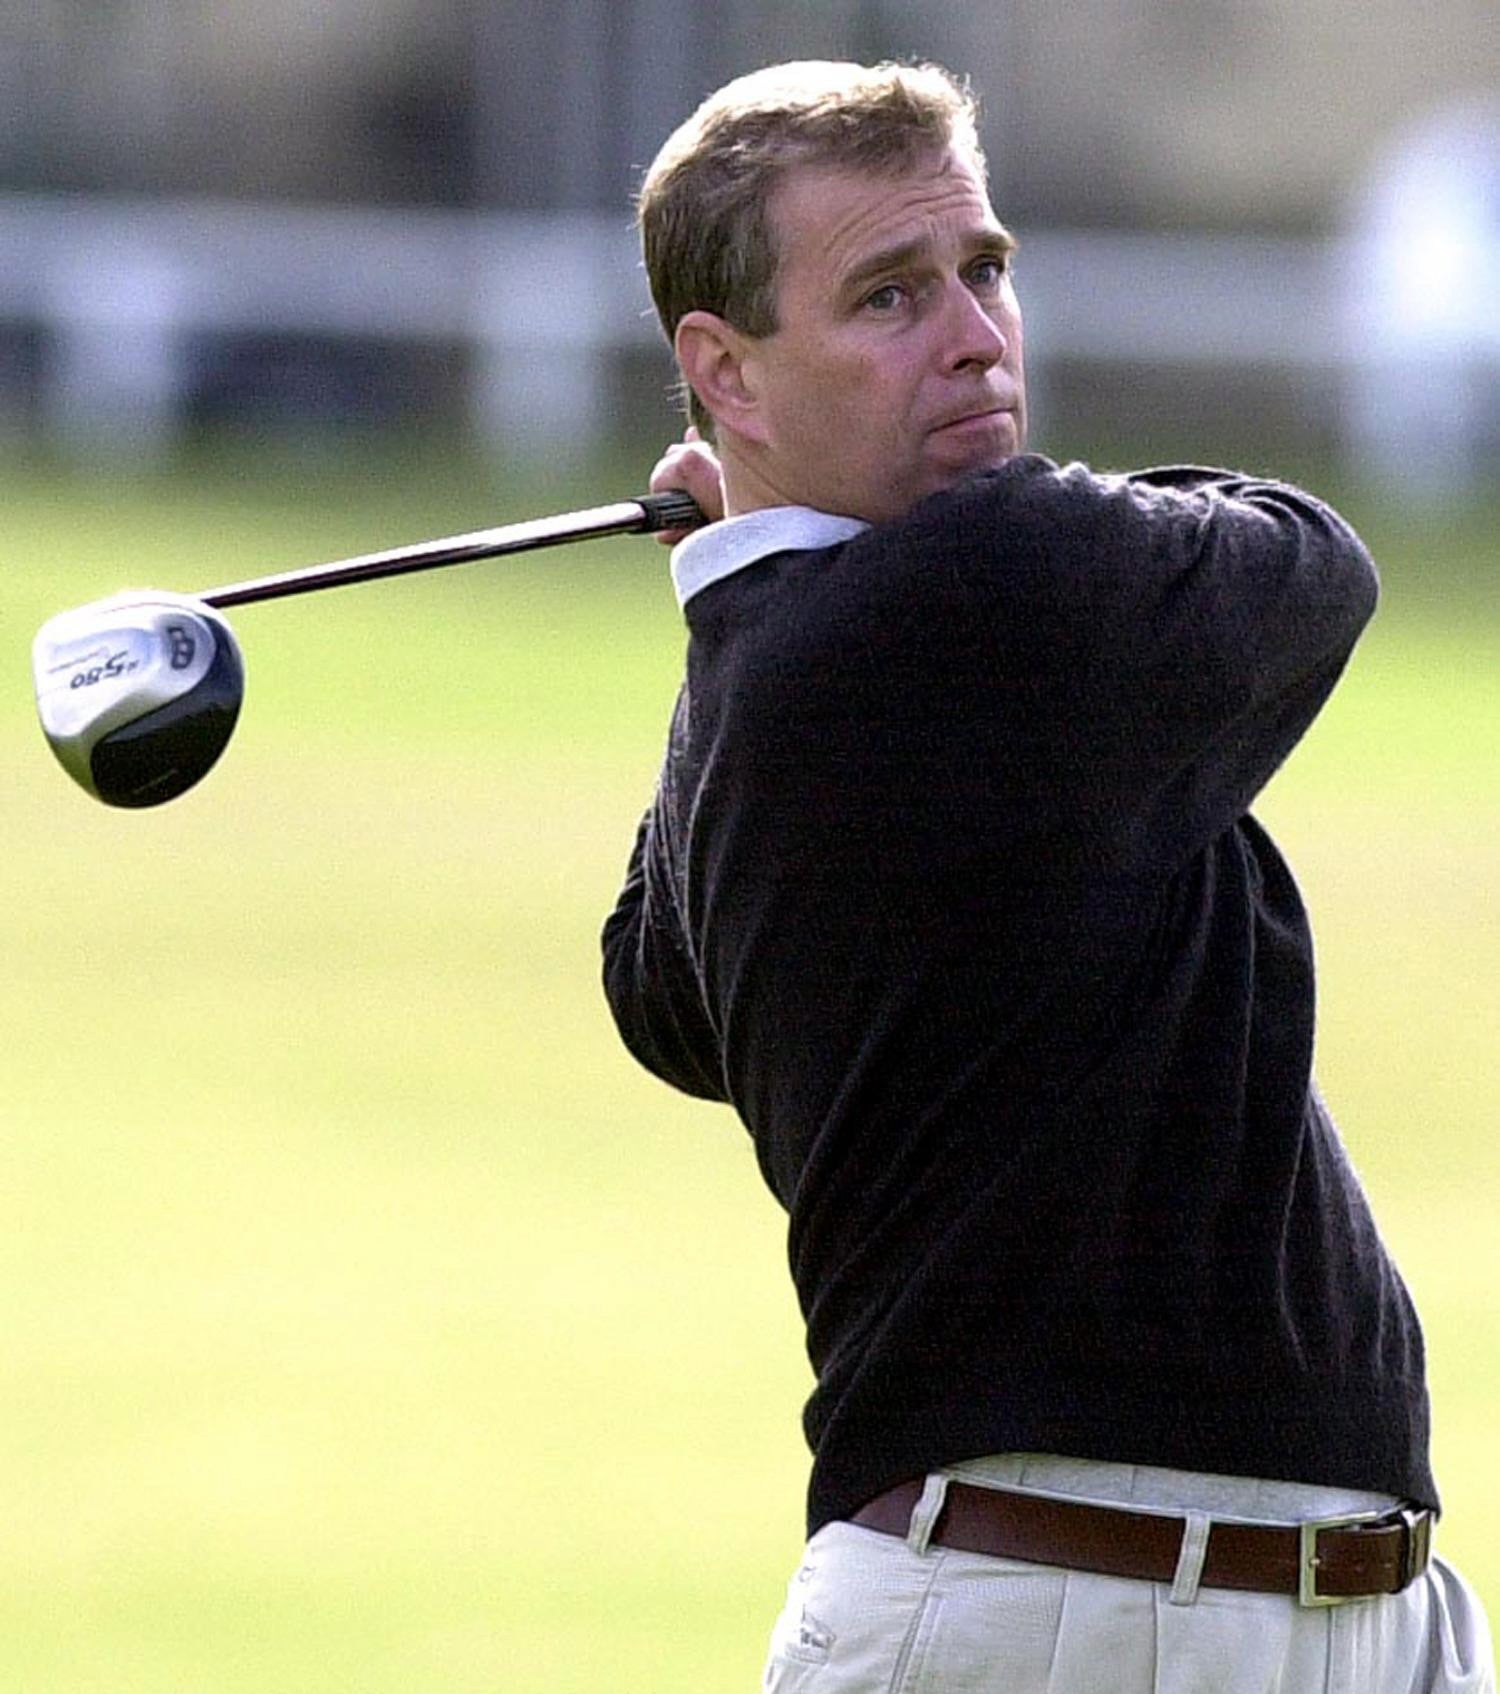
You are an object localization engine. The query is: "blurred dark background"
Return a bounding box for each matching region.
[0,0,1495,491]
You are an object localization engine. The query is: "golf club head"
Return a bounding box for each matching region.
[34,592,245,808]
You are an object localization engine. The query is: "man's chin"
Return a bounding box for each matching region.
[928,410,1021,476]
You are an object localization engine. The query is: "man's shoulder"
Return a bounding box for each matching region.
[877,456,1341,580]
[890,455,1261,531]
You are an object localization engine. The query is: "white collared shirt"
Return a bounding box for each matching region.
[670,507,870,610]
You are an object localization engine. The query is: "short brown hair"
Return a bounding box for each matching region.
[638,60,985,433]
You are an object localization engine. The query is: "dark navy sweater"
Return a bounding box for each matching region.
[601,455,1435,1537]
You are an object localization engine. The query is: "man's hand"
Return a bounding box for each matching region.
[650,427,724,544]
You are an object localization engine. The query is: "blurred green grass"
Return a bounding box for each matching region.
[3,444,1496,1691]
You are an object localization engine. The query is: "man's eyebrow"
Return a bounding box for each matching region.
[839,226,1019,293]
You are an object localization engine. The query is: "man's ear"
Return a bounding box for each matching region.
[675,311,768,445]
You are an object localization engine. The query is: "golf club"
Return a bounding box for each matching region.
[34,488,703,809]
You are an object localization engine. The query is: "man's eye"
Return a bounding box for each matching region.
[968,256,1009,289]
[863,283,906,311]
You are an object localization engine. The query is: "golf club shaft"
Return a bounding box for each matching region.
[200,490,704,609]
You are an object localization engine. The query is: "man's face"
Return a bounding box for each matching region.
[736,144,1026,524]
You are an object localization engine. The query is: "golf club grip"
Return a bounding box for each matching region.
[200,491,708,609]
[635,490,706,533]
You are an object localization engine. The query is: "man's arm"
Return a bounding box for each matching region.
[601,441,728,1103]
[913,459,1381,862]
[601,804,728,1103]
[1093,466,1379,844]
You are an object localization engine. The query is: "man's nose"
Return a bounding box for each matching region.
[939,281,1008,371]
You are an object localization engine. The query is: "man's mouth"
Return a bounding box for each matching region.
[931,406,1014,438]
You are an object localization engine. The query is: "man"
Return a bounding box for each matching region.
[601,59,1494,1692]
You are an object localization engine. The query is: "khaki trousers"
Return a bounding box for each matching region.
[763,1456,1495,1694]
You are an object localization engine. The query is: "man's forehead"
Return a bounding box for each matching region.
[770,148,1010,268]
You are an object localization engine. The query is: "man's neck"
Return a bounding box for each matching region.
[718,440,834,520]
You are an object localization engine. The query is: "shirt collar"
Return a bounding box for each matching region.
[670,506,870,609]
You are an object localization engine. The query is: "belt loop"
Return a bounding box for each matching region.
[1169,1511,1212,1606]
[906,1474,950,1556]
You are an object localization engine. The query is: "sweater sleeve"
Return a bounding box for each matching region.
[921,459,1381,861]
[600,804,729,1104]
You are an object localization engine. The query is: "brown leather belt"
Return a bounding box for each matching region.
[851,1479,1435,1607]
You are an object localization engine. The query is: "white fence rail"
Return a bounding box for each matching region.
[0,190,1489,494]
[0,196,659,452]
[0,193,1346,453]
